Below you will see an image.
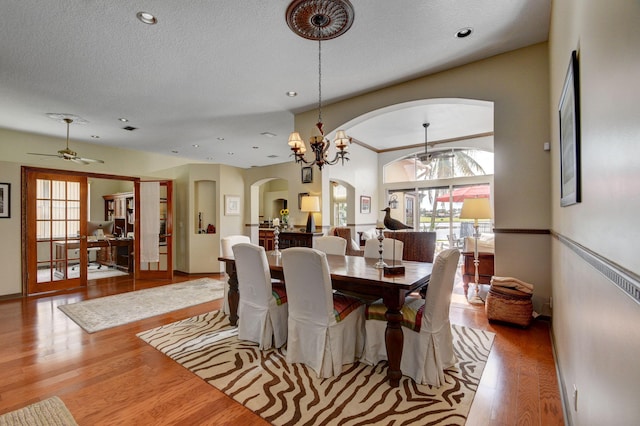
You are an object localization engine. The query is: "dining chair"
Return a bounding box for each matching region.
[232,243,288,350]
[221,235,251,315]
[281,247,365,378]
[363,238,404,261]
[361,248,461,387]
[314,235,347,256]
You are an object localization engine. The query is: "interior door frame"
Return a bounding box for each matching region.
[21,166,140,295]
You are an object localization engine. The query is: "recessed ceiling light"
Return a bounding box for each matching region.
[261,132,276,137]
[192,144,200,148]
[286,91,298,97]
[456,27,473,38]
[136,12,157,25]
[118,118,129,122]
[217,137,225,141]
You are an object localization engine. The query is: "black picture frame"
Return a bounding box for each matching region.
[0,183,10,218]
[559,50,581,207]
[298,192,309,210]
[301,166,313,184]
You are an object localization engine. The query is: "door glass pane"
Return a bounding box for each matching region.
[37,179,50,198]
[52,180,66,199]
[37,199,50,220]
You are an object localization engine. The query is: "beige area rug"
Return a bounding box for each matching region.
[0,396,78,426]
[59,278,225,333]
[138,311,495,426]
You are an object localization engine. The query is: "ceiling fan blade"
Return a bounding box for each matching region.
[70,157,91,165]
[77,157,104,164]
[28,152,62,158]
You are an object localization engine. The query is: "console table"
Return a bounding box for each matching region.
[461,251,494,295]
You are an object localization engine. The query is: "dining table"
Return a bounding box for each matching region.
[218,251,433,387]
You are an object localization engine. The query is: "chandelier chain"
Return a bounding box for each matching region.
[317,37,322,124]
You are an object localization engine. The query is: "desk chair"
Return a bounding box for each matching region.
[71,246,103,271]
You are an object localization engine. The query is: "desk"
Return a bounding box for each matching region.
[218,252,432,387]
[55,239,133,276]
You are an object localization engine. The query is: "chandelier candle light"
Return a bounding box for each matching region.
[286,0,354,170]
[459,197,492,304]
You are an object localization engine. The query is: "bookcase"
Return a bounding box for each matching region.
[103,192,134,237]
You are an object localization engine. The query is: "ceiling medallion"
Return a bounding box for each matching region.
[286,0,355,40]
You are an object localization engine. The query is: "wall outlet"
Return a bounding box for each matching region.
[573,384,578,411]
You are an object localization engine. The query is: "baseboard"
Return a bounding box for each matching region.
[549,319,572,426]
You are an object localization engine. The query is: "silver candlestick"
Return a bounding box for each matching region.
[272,225,281,257]
[374,227,387,268]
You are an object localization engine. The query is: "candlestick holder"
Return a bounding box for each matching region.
[374,227,387,268]
[272,225,281,257]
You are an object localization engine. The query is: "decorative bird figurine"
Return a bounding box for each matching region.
[381,207,413,230]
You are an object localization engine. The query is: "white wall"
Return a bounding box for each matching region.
[549,1,640,424]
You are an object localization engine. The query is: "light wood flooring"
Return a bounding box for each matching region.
[0,273,564,425]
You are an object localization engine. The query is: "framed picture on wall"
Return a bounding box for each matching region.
[559,50,581,207]
[301,166,313,184]
[360,195,371,214]
[0,183,10,218]
[224,195,240,216]
[298,192,309,210]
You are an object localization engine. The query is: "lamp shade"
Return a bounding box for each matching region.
[459,198,492,220]
[300,195,320,212]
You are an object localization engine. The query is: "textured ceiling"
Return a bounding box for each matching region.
[0,1,550,168]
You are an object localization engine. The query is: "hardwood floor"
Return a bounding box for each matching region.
[0,273,564,425]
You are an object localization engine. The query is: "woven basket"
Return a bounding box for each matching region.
[485,286,533,327]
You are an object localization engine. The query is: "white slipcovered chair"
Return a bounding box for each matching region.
[221,235,251,315]
[363,238,404,261]
[361,248,461,387]
[281,247,365,378]
[314,235,347,256]
[232,243,288,350]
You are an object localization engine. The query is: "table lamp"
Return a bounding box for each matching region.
[300,195,320,233]
[459,197,492,304]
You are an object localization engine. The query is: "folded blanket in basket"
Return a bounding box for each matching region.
[491,276,534,294]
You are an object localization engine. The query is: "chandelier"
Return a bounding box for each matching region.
[285,0,354,170]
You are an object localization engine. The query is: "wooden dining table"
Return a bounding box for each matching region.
[218,251,433,387]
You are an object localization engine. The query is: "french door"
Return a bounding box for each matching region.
[25,169,88,294]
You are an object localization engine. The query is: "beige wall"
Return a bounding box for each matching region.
[549,1,640,424]
[298,43,553,313]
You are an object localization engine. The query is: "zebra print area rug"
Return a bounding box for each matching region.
[138,311,494,425]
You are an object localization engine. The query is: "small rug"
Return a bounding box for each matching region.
[59,278,225,333]
[138,311,495,426]
[0,396,78,426]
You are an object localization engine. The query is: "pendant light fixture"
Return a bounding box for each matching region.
[285,0,354,170]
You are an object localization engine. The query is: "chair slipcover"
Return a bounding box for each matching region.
[362,248,461,387]
[363,238,404,261]
[221,235,251,315]
[281,248,365,378]
[232,243,288,350]
[314,235,347,256]
[333,227,364,256]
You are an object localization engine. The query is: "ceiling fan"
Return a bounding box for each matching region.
[28,118,104,165]
[416,122,454,163]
